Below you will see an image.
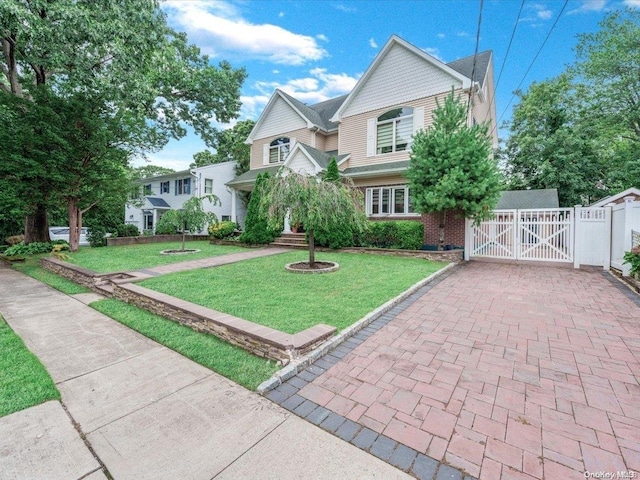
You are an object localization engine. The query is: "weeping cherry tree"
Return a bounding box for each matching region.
[262,170,367,268]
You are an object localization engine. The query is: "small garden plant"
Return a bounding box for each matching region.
[623,246,640,278]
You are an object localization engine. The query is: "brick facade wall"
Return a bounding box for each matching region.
[422,210,466,248]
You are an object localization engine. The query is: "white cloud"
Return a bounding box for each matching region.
[241,68,360,119]
[567,0,607,14]
[333,3,357,13]
[316,33,329,42]
[278,11,285,18]
[437,33,446,39]
[369,38,378,48]
[163,1,327,65]
[623,0,640,7]
[520,3,554,24]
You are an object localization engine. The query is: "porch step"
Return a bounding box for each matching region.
[272,233,308,247]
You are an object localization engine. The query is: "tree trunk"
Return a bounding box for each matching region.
[308,229,315,268]
[438,210,446,251]
[181,219,186,251]
[67,199,80,252]
[24,205,50,244]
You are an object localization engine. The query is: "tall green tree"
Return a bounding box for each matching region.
[407,91,501,249]
[131,165,176,181]
[1,0,246,248]
[263,170,367,267]
[501,75,603,206]
[239,173,279,245]
[190,120,256,174]
[574,8,640,191]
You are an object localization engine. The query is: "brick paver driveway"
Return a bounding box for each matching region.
[296,263,640,479]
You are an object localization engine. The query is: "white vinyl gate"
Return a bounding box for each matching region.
[468,208,574,263]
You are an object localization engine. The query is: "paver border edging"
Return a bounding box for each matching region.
[256,262,458,393]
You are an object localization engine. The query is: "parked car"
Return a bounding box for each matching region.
[49,226,89,246]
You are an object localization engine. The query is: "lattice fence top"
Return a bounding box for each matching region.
[633,230,640,249]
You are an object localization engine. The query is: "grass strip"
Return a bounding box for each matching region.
[11,255,90,295]
[66,241,246,273]
[91,299,280,390]
[0,315,60,417]
[140,251,446,334]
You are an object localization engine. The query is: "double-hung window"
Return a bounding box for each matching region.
[160,181,170,194]
[269,137,290,164]
[376,107,414,154]
[204,178,213,194]
[143,184,152,196]
[367,186,415,216]
[175,178,191,195]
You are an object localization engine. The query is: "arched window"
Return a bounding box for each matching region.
[269,137,290,163]
[376,107,413,154]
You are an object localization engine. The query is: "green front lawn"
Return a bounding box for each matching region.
[65,241,246,273]
[140,251,445,334]
[0,315,60,417]
[91,299,279,390]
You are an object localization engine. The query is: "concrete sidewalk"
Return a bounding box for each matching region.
[0,267,410,479]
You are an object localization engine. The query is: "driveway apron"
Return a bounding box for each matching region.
[282,262,640,480]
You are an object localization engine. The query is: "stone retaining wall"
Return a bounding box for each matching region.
[40,257,101,289]
[111,282,336,361]
[107,235,209,247]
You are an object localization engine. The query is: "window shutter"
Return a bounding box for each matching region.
[413,107,425,134]
[366,118,376,157]
[263,144,269,165]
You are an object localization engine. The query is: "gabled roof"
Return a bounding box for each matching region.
[589,187,640,207]
[284,142,349,171]
[135,169,192,184]
[447,50,493,89]
[496,189,559,210]
[342,160,409,178]
[331,35,473,122]
[225,165,281,189]
[246,90,347,143]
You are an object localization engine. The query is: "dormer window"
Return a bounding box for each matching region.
[376,107,414,154]
[269,137,290,163]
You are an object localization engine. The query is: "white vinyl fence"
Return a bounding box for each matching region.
[465,197,640,275]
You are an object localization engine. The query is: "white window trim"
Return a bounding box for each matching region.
[204,178,213,194]
[366,185,417,217]
[376,108,414,155]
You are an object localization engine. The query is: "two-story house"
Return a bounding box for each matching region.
[126,161,246,234]
[227,35,497,247]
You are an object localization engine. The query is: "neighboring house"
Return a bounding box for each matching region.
[495,189,559,210]
[125,161,246,234]
[227,35,497,247]
[589,187,640,207]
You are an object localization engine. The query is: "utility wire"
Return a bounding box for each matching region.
[493,0,569,136]
[482,0,525,126]
[467,0,484,118]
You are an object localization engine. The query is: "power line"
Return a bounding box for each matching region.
[493,0,569,136]
[482,0,525,126]
[467,0,484,117]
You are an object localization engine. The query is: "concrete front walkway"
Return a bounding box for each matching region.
[0,267,410,480]
[277,263,640,480]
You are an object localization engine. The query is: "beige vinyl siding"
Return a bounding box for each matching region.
[342,43,463,118]
[252,96,307,139]
[471,59,498,148]
[339,91,463,168]
[324,132,338,152]
[250,128,312,170]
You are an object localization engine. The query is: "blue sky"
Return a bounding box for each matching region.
[141,0,639,170]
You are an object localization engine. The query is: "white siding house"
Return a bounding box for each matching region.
[125,161,246,234]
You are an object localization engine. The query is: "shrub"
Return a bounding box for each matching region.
[88,227,108,247]
[4,241,59,256]
[154,220,177,235]
[5,235,25,245]
[313,223,355,249]
[356,221,423,250]
[623,246,640,278]
[115,224,140,237]
[240,172,279,244]
[208,221,237,239]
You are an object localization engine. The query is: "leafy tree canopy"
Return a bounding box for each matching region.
[156,195,219,251]
[189,120,256,174]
